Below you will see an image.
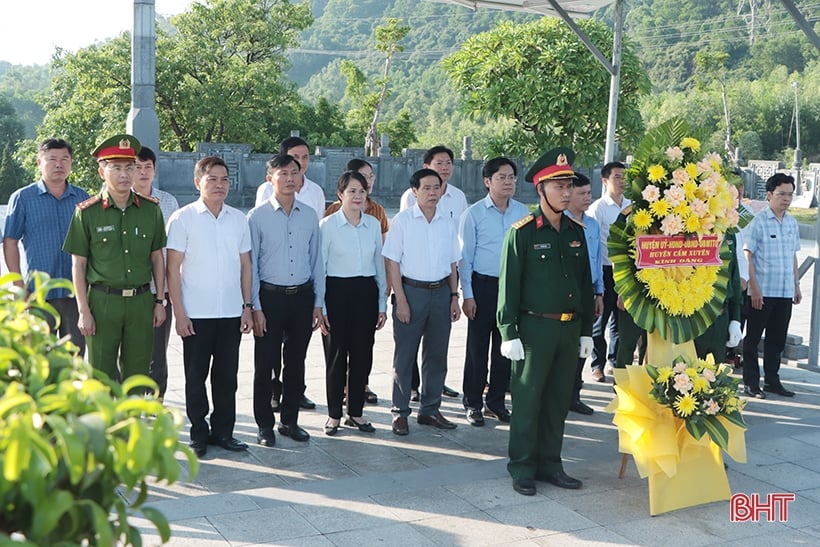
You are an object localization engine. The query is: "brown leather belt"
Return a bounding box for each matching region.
[525,310,577,321]
[472,272,499,282]
[401,276,449,290]
[261,281,313,295]
[91,283,150,297]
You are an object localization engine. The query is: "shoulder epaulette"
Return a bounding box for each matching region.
[621,205,633,216]
[134,191,160,204]
[77,195,102,210]
[567,216,585,229]
[511,214,535,230]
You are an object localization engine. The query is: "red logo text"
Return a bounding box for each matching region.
[730,493,795,522]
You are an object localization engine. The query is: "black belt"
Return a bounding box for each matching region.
[472,272,499,282]
[524,310,577,322]
[401,276,449,290]
[91,283,150,297]
[261,281,313,295]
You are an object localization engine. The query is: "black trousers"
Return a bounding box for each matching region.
[150,294,172,397]
[742,295,792,390]
[591,265,619,371]
[182,317,242,443]
[462,274,510,412]
[322,276,378,419]
[254,288,313,428]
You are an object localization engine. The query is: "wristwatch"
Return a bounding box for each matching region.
[243,302,255,310]
[154,298,167,306]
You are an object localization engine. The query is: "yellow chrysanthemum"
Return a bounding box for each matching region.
[674,393,697,417]
[682,180,698,200]
[649,199,670,218]
[673,202,691,217]
[684,213,701,233]
[692,375,710,394]
[656,367,674,384]
[685,162,699,179]
[635,265,719,317]
[680,137,701,152]
[647,164,668,183]
[632,208,653,230]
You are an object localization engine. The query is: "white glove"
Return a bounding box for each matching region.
[579,336,593,358]
[501,339,525,361]
[726,320,742,348]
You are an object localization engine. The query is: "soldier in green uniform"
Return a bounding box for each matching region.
[63,134,167,383]
[497,147,594,496]
[695,230,743,363]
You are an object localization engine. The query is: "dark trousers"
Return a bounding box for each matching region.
[38,296,85,357]
[254,288,313,428]
[392,284,452,417]
[182,317,242,443]
[508,315,581,479]
[591,265,619,371]
[615,308,646,368]
[462,274,510,412]
[150,294,172,398]
[695,307,729,364]
[322,277,378,419]
[742,296,792,390]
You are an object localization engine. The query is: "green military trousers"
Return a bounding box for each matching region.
[508,314,581,480]
[694,308,730,364]
[86,288,154,383]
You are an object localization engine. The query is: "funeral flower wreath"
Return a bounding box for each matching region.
[609,118,740,342]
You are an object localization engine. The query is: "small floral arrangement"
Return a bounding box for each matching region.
[609,118,737,342]
[647,354,746,449]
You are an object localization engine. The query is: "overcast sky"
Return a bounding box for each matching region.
[1,1,193,66]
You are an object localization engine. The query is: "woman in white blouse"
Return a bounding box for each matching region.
[319,171,387,435]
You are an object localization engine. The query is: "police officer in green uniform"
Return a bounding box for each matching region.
[694,230,743,363]
[63,134,167,383]
[498,147,594,496]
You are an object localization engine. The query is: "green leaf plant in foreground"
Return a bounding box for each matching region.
[0,272,199,545]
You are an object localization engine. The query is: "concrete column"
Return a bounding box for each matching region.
[127,0,160,155]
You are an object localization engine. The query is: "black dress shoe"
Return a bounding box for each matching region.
[278,423,310,442]
[344,417,376,433]
[392,416,409,436]
[743,386,766,399]
[484,406,511,423]
[364,389,378,404]
[512,478,536,496]
[764,384,795,397]
[208,436,248,452]
[442,385,459,398]
[466,408,485,426]
[418,411,457,429]
[569,400,594,415]
[324,420,340,436]
[299,394,316,410]
[410,389,420,402]
[539,470,582,489]
[257,428,276,447]
[189,440,207,457]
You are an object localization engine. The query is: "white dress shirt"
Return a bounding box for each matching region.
[588,193,632,266]
[165,200,251,318]
[383,204,460,282]
[399,183,469,224]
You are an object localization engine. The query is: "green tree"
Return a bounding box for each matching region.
[694,50,734,161]
[0,144,26,202]
[365,18,410,155]
[442,17,650,163]
[33,0,314,187]
[0,95,24,149]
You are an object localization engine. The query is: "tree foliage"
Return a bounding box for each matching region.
[442,17,650,163]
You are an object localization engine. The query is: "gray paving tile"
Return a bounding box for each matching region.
[324,522,435,546]
[145,493,260,522]
[290,497,400,534]
[608,512,723,546]
[445,477,543,511]
[410,510,533,545]
[133,516,230,546]
[530,526,634,545]
[736,461,820,492]
[484,498,597,535]
[207,506,319,545]
[370,486,479,521]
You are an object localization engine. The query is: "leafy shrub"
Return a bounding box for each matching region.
[0,272,198,545]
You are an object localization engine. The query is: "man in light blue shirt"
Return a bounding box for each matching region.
[458,157,529,426]
[565,173,604,415]
[248,154,325,445]
[742,173,802,399]
[3,138,90,354]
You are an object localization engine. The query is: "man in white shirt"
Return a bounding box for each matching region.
[166,156,254,458]
[384,168,461,436]
[255,136,326,218]
[255,136,323,410]
[587,162,629,382]
[399,145,467,399]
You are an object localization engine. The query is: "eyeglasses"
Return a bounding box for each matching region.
[773,191,794,198]
[492,175,517,183]
[104,164,136,174]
